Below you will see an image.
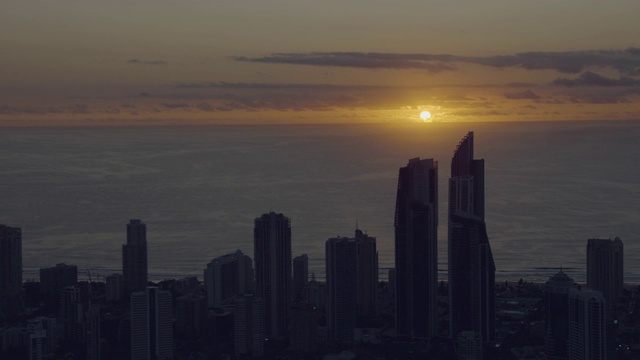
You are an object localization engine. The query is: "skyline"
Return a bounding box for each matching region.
[2,1,640,125]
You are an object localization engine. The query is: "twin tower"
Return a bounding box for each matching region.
[395,132,495,356]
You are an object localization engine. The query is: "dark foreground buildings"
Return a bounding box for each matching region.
[394,157,439,340]
[123,219,148,296]
[448,132,495,358]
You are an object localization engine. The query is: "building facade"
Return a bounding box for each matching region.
[587,237,623,319]
[0,225,22,318]
[545,270,578,359]
[123,219,148,296]
[326,237,357,343]
[234,294,265,358]
[254,212,292,339]
[204,249,254,309]
[448,132,495,356]
[130,287,173,360]
[293,254,309,302]
[394,157,438,339]
[568,288,607,360]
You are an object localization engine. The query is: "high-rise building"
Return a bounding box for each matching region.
[289,302,319,353]
[105,273,124,302]
[204,250,254,309]
[568,288,607,360]
[40,263,78,310]
[176,293,208,337]
[123,219,148,296]
[354,229,378,319]
[293,254,309,302]
[448,132,495,356]
[326,236,357,343]
[394,157,438,340]
[254,212,292,339]
[0,224,22,318]
[234,294,265,358]
[587,237,623,319]
[130,287,173,360]
[545,270,578,359]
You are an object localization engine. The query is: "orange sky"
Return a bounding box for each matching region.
[2,0,640,125]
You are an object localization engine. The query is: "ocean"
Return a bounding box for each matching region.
[1,120,639,284]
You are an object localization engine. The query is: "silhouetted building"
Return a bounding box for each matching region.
[307,273,326,311]
[204,250,253,309]
[0,224,22,318]
[130,287,173,360]
[40,263,77,309]
[568,288,606,360]
[289,302,319,354]
[27,317,59,360]
[545,270,578,359]
[326,237,357,343]
[85,303,100,360]
[234,294,264,358]
[176,293,208,337]
[354,229,378,319]
[448,132,495,357]
[123,219,148,296]
[60,285,89,342]
[587,237,623,319]
[105,273,123,302]
[254,212,292,339]
[394,157,438,340]
[293,254,309,302]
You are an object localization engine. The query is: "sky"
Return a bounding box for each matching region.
[2,0,640,125]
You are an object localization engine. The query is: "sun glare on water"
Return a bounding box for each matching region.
[420,111,432,121]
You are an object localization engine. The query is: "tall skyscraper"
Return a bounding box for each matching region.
[448,132,495,355]
[0,224,22,318]
[568,288,607,360]
[204,249,254,309]
[394,157,438,339]
[130,287,173,360]
[326,236,357,343]
[354,228,378,319]
[293,254,309,302]
[587,237,623,319]
[254,212,292,339]
[545,270,578,359]
[123,219,148,296]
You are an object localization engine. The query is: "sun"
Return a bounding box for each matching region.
[420,111,432,121]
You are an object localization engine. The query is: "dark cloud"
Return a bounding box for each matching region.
[162,103,190,109]
[234,48,640,75]
[551,71,640,87]
[504,89,541,100]
[174,81,381,90]
[233,53,456,73]
[127,59,168,65]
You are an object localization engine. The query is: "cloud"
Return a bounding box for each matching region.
[551,71,640,87]
[233,53,456,73]
[127,59,168,65]
[162,102,190,109]
[235,48,640,75]
[504,89,541,100]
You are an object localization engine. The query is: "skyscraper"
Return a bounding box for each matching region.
[254,212,292,339]
[354,229,378,319]
[587,237,623,319]
[568,288,607,360]
[448,132,495,355]
[545,270,578,359]
[130,287,173,360]
[0,224,22,318]
[123,219,148,296]
[394,157,438,340]
[293,254,309,302]
[204,249,254,309]
[326,236,357,343]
